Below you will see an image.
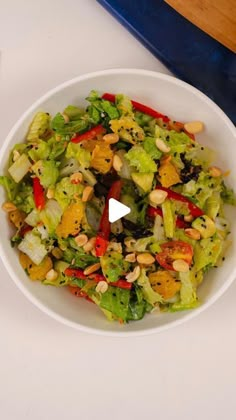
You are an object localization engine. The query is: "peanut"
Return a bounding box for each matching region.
[84,263,101,275]
[74,234,88,247]
[155,138,170,153]
[83,237,96,252]
[82,186,94,202]
[2,201,17,212]
[95,281,108,294]
[70,172,83,184]
[209,166,222,178]
[113,154,123,172]
[125,253,136,263]
[149,189,168,206]
[126,265,141,283]
[103,133,119,144]
[172,259,189,272]
[184,121,204,134]
[185,228,201,240]
[137,253,155,265]
[46,269,58,282]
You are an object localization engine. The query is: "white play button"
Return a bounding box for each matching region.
[108,198,131,223]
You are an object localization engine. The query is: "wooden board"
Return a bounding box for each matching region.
[165,0,236,52]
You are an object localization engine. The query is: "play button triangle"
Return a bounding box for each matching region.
[108,198,131,223]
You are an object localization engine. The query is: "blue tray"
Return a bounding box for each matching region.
[97,0,236,124]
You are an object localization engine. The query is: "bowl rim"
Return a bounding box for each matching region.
[0,68,236,337]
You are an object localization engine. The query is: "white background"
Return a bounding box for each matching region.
[1,1,236,419]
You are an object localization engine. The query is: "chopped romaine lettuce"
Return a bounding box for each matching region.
[18,231,48,265]
[161,199,175,239]
[13,183,35,213]
[25,209,40,227]
[137,268,163,306]
[100,251,129,282]
[51,112,89,135]
[143,136,162,160]
[40,199,63,234]
[54,177,84,210]
[221,182,236,205]
[99,286,130,321]
[66,142,91,168]
[182,171,222,208]
[170,271,199,311]
[31,160,59,189]
[110,117,144,143]
[115,94,133,117]
[194,236,223,271]
[127,286,150,320]
[131,172,154,193]
[63,105,84,120]
[28,140,50,161]
[8,154,31,183]
[0,176,18,201]
[62,246,98,269]
[26,112,50,142]
[155,126,192,154]
[125,146,157,173]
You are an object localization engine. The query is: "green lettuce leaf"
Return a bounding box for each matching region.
[221,182,236,205]
[194,236,223,271]
[66,142,91,168]
[40,199,63,234]
[26,112,50,142]
[100,251,129,282]
[28,140,50,161]
[13,182,35,213]
[63,105,84,120]
[99,286,130,321]
[127,286,151,320]
[18,231,48,265]
[0,176,18,200]
[143,136,162,160]
[137,268,163,306]
[54,177,84,210]
[31,160,59,189]
[170,271,199,311]
[51,112,89,135]
[62,246,98,269]
[125,146,157,173]
[182,171,222,208]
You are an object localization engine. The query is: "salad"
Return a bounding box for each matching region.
[0,91,235,323]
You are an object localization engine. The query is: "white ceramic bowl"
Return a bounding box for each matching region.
[0,69,236,336]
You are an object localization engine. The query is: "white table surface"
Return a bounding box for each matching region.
[1,1,236,419]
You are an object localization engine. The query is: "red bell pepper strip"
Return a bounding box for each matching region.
[32,177,45,210]
[147,206,189,229]
[102,93,170,123]
[71,124,105,143]
[156,186,204,217]
[95,180,123,257]
[111,279,132,290]
[64,268,87,279]
[64,267,132,290]
[102,93,195,140]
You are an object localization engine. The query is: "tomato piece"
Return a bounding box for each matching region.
[156,241,193,271]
